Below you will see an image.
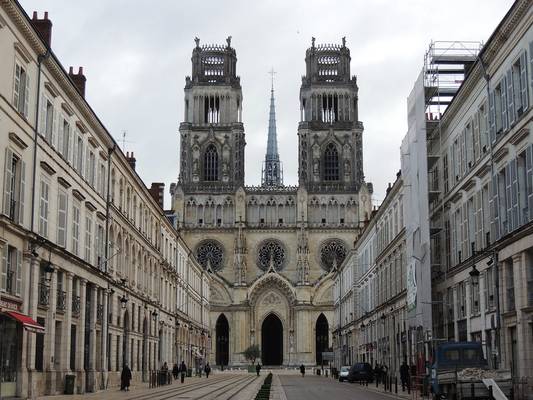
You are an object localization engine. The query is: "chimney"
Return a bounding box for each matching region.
[149,183,165,210]
[126,151,136,171]
[31,11,53,48]
[68,66,87,98]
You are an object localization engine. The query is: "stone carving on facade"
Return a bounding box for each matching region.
[233,218,247,286]
[296,218,310,285]
[262,291,282,307]
[312,139,320,181]
[192,137,200,181]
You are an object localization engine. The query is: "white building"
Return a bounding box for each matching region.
[0,3,209,398]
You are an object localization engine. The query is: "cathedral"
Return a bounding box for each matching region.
[171,37,372,366]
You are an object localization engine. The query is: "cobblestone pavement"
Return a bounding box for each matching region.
[278,375,412,400]
[36,373,262,400]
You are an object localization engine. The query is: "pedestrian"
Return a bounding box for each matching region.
[373,363,380,384]
[162,362,169,384]
[120,364,132,391]
[180,360,187,383]
[400,360,410,391]
[204,362,211,378]
[172,363,179,380]
[256,363,261,377]
[299,364,305,377]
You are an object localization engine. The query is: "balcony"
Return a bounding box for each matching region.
[38,283,50,307]
[56,290,66,312]
[72,295,81,316]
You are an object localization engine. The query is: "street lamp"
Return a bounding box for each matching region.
[152,310,158,320]
[42,260,54,282]
[469,264,480,286]
[120,295,128,309]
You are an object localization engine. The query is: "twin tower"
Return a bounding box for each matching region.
[176,36,365,194]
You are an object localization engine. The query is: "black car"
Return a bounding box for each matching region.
[347,362,374,383]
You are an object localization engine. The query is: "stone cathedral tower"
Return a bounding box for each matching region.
[172,37,372,369]
[178,36,245,190]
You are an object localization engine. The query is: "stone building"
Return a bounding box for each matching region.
[0,3,209,398]
[425,0,533,377]
[333,174,407,374]
[172,37,372,366]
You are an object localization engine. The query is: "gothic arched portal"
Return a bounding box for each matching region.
[261,313,283,365]
[215,314,229,366]
[315,313,329,365]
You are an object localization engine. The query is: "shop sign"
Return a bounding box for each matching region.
[0,297,21,312]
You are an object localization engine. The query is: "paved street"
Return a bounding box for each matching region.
[36,374,261,400]
[279,375,407,400]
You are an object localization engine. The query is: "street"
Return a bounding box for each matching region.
[279,375,405,400]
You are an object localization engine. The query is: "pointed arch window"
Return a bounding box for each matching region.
[324,143,339,181]
[204,144,219,182]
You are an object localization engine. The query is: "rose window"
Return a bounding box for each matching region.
[257,240,286,271]
[320,240,347,271]
[195,240,224,271]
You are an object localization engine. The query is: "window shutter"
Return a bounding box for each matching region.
[15,249,22,296]
[52,107,59,149]
[490,174,499,240]
[505,164,512,234]
[19,160,26,226]
[58,117,64,155]
[501,76,508,132]
[489,92,496,143]
[85,148,90,180]
[40,94,47,135]
[1,244,7,291]
[511,159,519,229]
[507,69,515,125]
[72,132,78,169]
[530,42,533,100]
[13,64,21,108]
[3,148,14,216]
[527,145,533,221]
[520,51,529,111]
[473,115,479,161]
[23,73,30,118]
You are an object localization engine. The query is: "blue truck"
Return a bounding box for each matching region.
[430,342,511,400]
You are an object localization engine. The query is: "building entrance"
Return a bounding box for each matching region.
[215,314,229,366]
[261,314,283,365]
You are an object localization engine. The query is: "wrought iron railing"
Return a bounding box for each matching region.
[38,283,50,306]
[72,295,81,316]
[56,290,66,311]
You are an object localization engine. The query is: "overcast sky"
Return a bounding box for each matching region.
[21,0,513,207]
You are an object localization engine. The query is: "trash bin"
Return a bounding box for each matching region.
[317,369,321,376]
[64,374,76,394]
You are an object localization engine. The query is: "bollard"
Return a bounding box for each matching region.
[407,379,410,395]
[395,377,398,394]
[471,382,475,399]
[488,385,494,400]
[376,376,379,388]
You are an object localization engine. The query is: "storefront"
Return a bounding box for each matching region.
[0,304,44,398]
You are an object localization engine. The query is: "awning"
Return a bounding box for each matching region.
[4,311,45,333]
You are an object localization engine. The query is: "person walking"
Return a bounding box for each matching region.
[172,363,179,380]
[204,362,211,378]
[180,360,187,383]
[256,363,262,377]
[120,364,132,391]
[374,364,381,385]
[299,364,306,377]
[400,360,410,391]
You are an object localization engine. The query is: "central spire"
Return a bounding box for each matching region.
[262,68,283,187]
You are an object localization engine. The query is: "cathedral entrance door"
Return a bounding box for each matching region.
[261,313,283,365]
[215,314,229,366]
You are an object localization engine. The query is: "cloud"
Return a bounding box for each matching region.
[20,0,514,206]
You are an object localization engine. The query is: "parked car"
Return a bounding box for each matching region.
[347,362,374,383]
[338,366,350,382]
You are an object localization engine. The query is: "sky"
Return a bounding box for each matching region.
[20,0,514,208]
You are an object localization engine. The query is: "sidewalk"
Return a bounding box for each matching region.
[353,380,413,399]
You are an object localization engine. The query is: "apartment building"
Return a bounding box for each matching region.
[334,175,407,374]
[423,0,532,377]
[0,2,209,398]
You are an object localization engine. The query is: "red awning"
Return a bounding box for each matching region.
[4,311,45,333]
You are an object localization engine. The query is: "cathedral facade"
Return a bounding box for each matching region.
[171,37,372,366]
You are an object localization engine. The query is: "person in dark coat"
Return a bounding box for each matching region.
[180,360,187,383]
[120,364,132,391]
[172,363,179,380]
[400,361,410,391]
[374,364,381,384]
[299,364,306,377]
[256,363,261,376]
[204,362,211,378]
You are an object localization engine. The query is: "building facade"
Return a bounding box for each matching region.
[334,175,407,375]
[0,3,209,398]
[172,38,372,366]
[425,0,533,377]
